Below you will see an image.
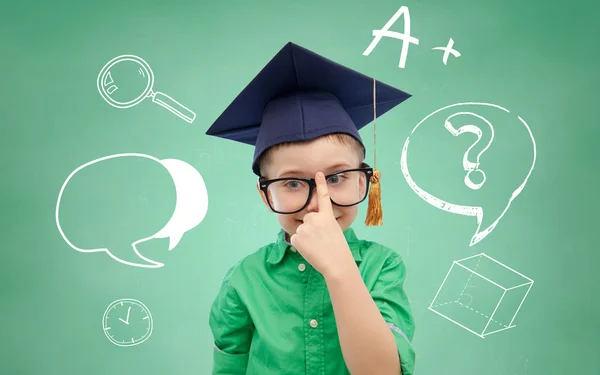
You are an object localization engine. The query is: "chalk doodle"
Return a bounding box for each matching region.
[102,298,153,347]
[429,253,534,338]
[363,6,461,67]
[56,153,208,268]
[97,55,196,123]
[400,102,536,247]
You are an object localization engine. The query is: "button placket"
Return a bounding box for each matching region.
[303,268,325,373]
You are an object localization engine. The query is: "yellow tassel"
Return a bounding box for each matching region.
[365,168,383,226]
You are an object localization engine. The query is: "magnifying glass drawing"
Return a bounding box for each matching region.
[97,55,196,123]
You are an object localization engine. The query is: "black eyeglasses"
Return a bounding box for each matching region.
[258,163,374,214]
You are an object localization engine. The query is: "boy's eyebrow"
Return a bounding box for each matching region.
[323,162,354,174]
[277,162,353,178]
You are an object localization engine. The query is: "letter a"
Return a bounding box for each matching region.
[363,6,420,68]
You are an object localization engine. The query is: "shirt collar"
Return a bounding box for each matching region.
[267,226,362,265]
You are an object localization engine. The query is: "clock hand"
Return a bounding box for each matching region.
[119,307,132,325]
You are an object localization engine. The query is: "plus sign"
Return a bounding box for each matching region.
[432,38,461,65]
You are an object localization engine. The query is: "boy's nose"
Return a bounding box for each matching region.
[304,189,319,212]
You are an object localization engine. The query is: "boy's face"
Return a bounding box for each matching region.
[257,136,365,239]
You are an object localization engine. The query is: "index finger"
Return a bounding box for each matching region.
[315,171,333,214]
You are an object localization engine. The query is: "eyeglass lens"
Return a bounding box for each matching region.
[266,170,368,213]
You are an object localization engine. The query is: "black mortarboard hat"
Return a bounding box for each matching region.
[206,42,412,225]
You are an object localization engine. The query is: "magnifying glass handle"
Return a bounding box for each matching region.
[152,92,196,123]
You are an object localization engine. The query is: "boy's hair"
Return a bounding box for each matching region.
[258,132,366,177]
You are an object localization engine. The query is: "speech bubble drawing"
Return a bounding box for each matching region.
[55,153,208,268]
[151,158,208,250]
[400,102,536,246]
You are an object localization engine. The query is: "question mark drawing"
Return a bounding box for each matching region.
[444,112,495,190]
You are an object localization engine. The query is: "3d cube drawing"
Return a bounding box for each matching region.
[429,253,533,338]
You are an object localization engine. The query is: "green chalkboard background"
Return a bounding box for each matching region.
[1,0,598,374]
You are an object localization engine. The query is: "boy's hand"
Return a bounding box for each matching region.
[290,172,356,278]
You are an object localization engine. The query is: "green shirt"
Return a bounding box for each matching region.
[209,227,416,375]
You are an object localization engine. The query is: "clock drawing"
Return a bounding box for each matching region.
[102,298,153,347]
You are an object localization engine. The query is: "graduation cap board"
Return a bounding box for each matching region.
[206,42,411,225]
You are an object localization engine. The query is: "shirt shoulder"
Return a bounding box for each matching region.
[353,238,408,286]
[355,237,405,264]
[219,240,277,287]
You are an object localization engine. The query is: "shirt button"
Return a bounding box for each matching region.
[309,319,318,328]
[298,263,306,272]
[290,247,297,252]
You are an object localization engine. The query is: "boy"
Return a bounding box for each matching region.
[206,42,415,375]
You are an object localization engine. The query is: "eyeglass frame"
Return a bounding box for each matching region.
[258,163,374,214]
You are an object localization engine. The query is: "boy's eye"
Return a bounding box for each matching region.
[327,173,346,184]
[284,180,304,189]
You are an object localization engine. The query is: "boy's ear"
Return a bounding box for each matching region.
[359,172,367,198]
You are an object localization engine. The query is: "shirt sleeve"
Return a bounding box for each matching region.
[370,252,416,375]
[209,265,254,375]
